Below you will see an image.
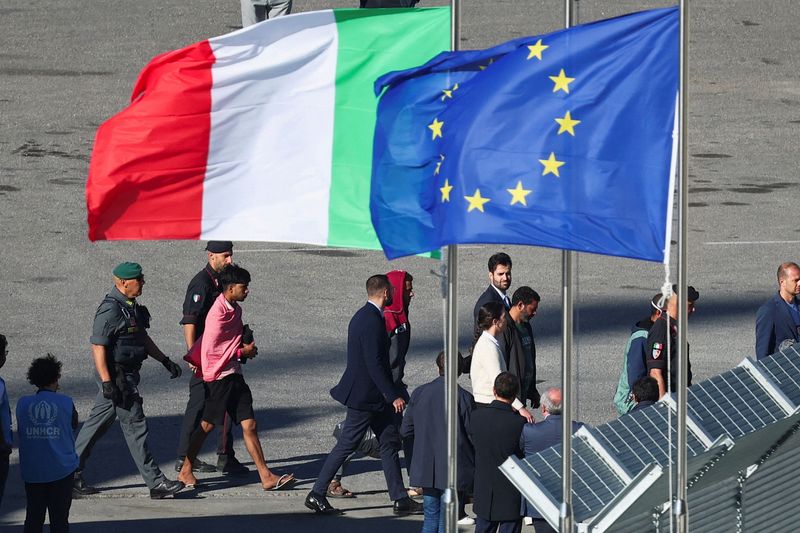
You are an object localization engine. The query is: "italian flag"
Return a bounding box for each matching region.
[86,8,450,248]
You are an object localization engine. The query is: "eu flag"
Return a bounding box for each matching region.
[370,7,678,262]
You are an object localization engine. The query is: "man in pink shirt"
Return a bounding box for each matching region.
[178,264,294,491]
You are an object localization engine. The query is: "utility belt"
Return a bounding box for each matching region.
[388,322,408,338]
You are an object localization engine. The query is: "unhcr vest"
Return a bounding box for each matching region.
[16,390,78,483]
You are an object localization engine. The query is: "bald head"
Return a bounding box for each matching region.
[541,387,563,415]
[778,262,800,302]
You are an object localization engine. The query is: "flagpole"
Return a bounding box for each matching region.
[560,1,576,532]
[443,2,461,532]
[675,0,689,531]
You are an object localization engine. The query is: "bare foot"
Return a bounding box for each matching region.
[177,461,198,487]
[261,472,295,491]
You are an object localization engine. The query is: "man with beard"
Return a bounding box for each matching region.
[473,253,513,323]
[501,286,541,409]
[306,274,421,516]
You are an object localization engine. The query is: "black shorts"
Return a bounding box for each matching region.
[202,373,255,426]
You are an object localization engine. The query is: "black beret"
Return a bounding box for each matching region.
[205,241,233,253]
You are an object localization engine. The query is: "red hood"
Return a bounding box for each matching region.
[385,270,409,332]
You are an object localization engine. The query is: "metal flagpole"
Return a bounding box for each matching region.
[443,3,460,531]
[675,0,689,531]
[560,2,576,532]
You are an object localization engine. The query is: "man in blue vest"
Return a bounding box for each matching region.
[73,262,184,499]
[756,262,800,360]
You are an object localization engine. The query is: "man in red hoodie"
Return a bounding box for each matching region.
[178,264,294,491]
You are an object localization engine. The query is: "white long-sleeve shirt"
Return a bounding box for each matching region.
[470,331,523,410]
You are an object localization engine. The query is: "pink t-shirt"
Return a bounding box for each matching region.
[200,293,243,382]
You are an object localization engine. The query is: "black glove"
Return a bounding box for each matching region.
[162,358,182,379]
[102,380,122,404]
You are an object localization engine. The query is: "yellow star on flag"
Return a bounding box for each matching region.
[441,83,459,101]
[549,69,575,94]
[526,39,549,61]
[507,181,532,206]
[440,179,453,202]
[478,58,495,71]
[555,111,581,136]
[464,189,490,212]
[428,118,444,140]
[539,152,565,177]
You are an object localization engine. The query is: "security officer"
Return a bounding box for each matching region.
[175,241,247,474]
[73,262,185,499]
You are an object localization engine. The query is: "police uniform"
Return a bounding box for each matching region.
[74,263,182,497]
[646,316,692,393]
[176,258,238,467]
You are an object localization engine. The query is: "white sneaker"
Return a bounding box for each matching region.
[457,516,476,525]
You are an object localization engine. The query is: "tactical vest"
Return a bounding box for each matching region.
[105,296,150,371]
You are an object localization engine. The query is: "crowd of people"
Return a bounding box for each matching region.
[0,248,798,533]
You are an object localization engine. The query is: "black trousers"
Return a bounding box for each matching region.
[0,452,9,509]
[475,517,522,533]
[176,374,235,458]
[313,405,406,501]
[24,473,73,533]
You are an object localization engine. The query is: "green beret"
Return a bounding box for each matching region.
[113,262,143,280]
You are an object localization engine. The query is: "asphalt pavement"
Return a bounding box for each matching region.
[1,0,799,531]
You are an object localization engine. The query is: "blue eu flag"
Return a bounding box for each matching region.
[370,7,678,262]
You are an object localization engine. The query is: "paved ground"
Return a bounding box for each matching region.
[1,0,799,530]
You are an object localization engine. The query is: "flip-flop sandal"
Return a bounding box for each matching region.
[327,480,355,499]
[265,474,295,491]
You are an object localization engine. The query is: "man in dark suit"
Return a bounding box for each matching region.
[305,274,421,516]
[473,252,513,323]
[470,372,526,533]
[519,387,584,533]
[756,262,800,360]
[401,351,475,527]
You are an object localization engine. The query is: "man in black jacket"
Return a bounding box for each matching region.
[470,372,525,533]
[305,275,421,516]
[501,286,541,408]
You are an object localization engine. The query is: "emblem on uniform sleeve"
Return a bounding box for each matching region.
[193,294,202,303]
[652,342,663,359]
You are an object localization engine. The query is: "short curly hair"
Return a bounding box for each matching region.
[27,354,62,389]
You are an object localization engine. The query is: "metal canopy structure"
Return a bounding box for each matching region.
[500,345,800,532]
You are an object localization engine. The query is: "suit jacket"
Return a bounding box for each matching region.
[470,400,525,522]
[519,415,584,518]
[755,293,800,360]
[400,376,475,491]
[473,285,508,323]
[330,303,399,411]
